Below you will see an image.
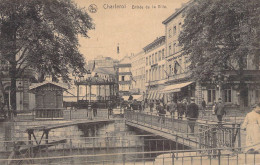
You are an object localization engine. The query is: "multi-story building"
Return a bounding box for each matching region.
[144,36,166,102]
[117,56,132,96]
[161,4,194,104]
[130,51,146,95]
[161,2,260,108]
[88,55,119,68]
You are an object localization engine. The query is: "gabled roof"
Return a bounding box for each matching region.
[29,81,68,90]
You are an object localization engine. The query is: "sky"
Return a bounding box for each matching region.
[74,0,189,62]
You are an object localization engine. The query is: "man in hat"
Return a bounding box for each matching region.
[157,101,166,124]
[214,98,226,123]
[186,97,199,133]
[177,99,184,119]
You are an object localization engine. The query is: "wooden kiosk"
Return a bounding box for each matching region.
[29,81,67,119]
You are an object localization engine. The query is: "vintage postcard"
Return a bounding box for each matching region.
[0,0,259,164]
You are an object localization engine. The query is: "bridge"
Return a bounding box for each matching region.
[125,111,241,150]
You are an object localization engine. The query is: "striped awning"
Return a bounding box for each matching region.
[159,81,193,94]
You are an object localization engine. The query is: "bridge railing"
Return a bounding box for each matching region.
[0,146,258,165]
[14,108,111,121]
[125,111,241,149]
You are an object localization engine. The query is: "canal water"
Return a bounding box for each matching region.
[0,118,179,164]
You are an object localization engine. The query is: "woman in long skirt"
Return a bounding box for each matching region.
[242,103,260,153]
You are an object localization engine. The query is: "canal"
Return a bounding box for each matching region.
[0,118,181,164]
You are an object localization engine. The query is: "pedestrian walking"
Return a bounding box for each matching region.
[157,102,166,124]
[201,98,206,116]
[186,98,199,134]
[141,100,145,111]
[182,98,188,117]
[108,101,113,116]
[242,103,260,153]
[168,100,176,117]
[177,100,184,119]
[214,98,226,123]
[149,101,154,113]
[92,102,98,117]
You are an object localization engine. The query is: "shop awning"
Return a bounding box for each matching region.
[148,91,152,100]
[159,81,193,94]
[150,91,155,100]
[157,93,164,99]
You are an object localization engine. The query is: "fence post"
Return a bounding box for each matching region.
[172,152,175,165]
[212,127,217,155]
[231,124,235,148]
[70,109,72,120]
[218,149,221,165]
[237,124,241,151]
[137,112,138,124]
[199,125,202,150]
[70,139,72,154]
[123,153,126,165]
[151,112,153,127]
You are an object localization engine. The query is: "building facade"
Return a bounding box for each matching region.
[162,2,260,108]
[117,56,132,96]
[130,51,146,95]
[162,4,194,104]
[144,36,167,102]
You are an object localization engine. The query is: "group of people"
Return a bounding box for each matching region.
[151,97,230,133]
[152,97,199,133]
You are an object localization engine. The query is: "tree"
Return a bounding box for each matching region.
[0,0,94,116]
[179,0,259,107]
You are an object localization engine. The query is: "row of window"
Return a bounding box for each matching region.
[168,56,188,75]
[168,22,182,38]
[146,49,165,66]
[168,42,180,56]
[146,65,166,82]
[207,89,232,103]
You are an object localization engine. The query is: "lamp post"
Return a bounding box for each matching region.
[211,72,229,100]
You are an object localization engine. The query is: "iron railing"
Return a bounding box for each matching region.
[14,108,112,121]
[125,111,241,149]
[0,146,259,165]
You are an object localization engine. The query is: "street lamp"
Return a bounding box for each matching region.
[211,72,230,100]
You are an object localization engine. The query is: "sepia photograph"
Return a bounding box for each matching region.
[0,0,259,164]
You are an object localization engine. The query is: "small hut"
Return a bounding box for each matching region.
[29,81,67,119]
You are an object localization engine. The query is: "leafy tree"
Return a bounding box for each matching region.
[0,0,94,115]
[179,0,259,107]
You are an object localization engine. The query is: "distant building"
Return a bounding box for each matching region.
[88,55,119,68]
[130,51,145,95]
[117,56,132,96]
[143,36,166,102]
